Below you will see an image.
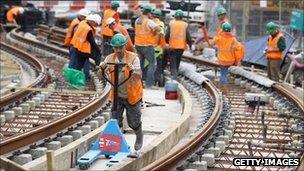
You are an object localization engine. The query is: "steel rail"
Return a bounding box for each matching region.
[144,55,303,170]
[143,80,223,170]
[0,42,48,108]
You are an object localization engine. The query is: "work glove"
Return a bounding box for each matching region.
[127,63,135,71]
[99,62,108,70]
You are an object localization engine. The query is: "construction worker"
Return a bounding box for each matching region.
[265,22,286,82]
[6,6,24,24]
[64,8,91,80]
[152,9,166,86]
[215,7,229,35]
[99,34,144,151]
[70,14,101,78]
[101,1,121,57]
[106,17,136,52]
[209,23,243,84]
[165,9,192,80]
[135,4,161,88]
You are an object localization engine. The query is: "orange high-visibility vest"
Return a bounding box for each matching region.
[113,23,134,52]
[70,21,95,54]
[6,6,20,23]
[151,18,166,48]
[135,15,155,46]
[107,51,143,105]
[216,18,229,35]
[214,32,238,66]
[267,32,284,60]
[169,20,187,49]
[101,9,116,37]
[64,18,80,46]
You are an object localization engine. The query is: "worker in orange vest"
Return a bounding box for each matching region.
[209,22,243,84]
[101,1,121,57]
[134,4,161,88]
[151,9,166,86]
[6,6,24,24]
[99,34,143,151]
[70,14,101,80]
[265,22,286,82]
[106,17,136,52]
[215,7,230,35]
[165,9,192,80]
[65,9,91,80]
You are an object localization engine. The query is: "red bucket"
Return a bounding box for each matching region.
[165,91,178,100]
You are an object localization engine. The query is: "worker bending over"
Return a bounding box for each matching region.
[101,1,121,57]
[209,22,243,84]
[106,17,136,52]
[165,9,192,80]
[6,6,24,24]
[64,8,91,80]
[100,34,144,151]
[265,22,286,82]
[70,14,101,78]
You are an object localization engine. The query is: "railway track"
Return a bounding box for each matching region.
[144,58,303,170]
[29,25,304,170]
[2,25,302,170]
[0,28,111,166]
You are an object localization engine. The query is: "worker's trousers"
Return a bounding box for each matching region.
[69,47,90,81]
[136,45,156,87]
[267,59,281,82]
[220,67,229,84]
[111,97,142,132]
[168,49,184,80]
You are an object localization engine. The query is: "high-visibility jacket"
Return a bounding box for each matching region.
[169,20,187,49]
[113,23,134,52]
[135,15,155,46]
[64,18,80,46]
[213,32,239,66]
[216,18,229,35]
[70,21,96,54]
[152,18,166,48]
[107,51,143,105]
[267,32,284,60]
[101,9,116,37]
[6,6,20,23]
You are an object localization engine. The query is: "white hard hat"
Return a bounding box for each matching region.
[86,14,101,25]
[18,7,24,14]
[78,8,90,17]
[106,17,116,25]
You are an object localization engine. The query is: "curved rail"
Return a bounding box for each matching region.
[0,42,48,108]
[145,54,303,170]
[143,80,222,170]
[0,29,111,155]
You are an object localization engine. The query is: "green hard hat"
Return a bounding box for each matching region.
[110,33,127,47]
[266,22,277,34]
[174,9,184,18]
[216,7,227,16]
[222,22,232,32]
[142,4,152,12]
[111,1,120,8]
[153,9,162,17]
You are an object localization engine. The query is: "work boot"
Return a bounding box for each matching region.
[134,126,143,151]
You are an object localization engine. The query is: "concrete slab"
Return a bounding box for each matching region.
[75,88,182,170]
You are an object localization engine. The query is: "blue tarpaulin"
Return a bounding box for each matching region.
[243,32,295,66]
